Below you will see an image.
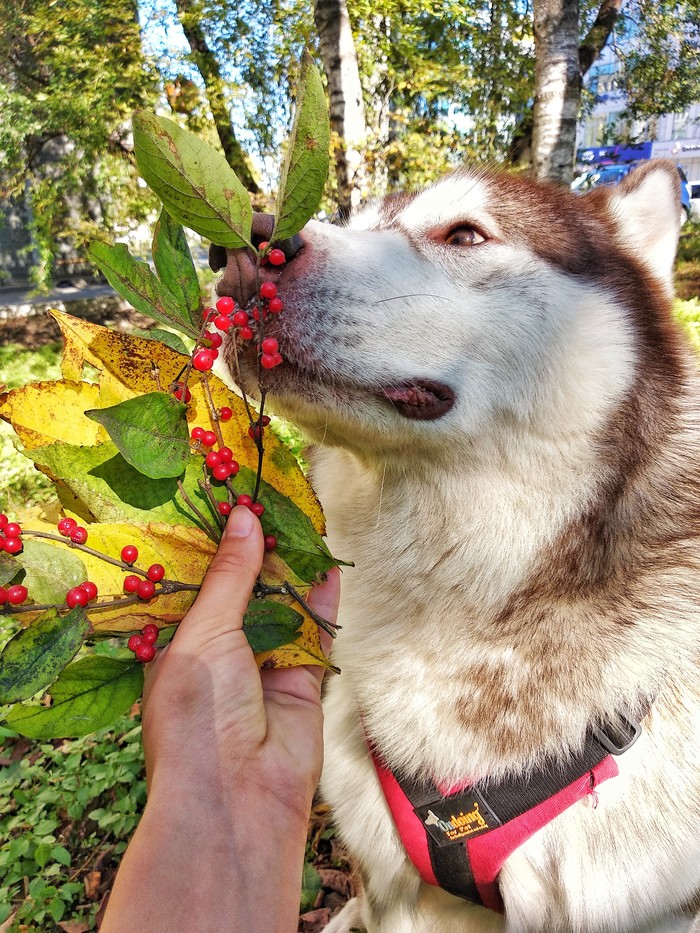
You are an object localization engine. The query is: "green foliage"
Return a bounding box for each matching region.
[617,0,700,119]
[0,715,146,929]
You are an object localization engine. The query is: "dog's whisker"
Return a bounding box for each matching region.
[371,293,452,305]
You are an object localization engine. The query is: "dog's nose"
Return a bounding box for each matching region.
[209,213,303,308]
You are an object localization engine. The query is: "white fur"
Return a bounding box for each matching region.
[253,165,700,932]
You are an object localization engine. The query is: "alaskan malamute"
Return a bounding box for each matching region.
[212,160,700,932]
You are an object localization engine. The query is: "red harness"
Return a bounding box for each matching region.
[368,715,642,912]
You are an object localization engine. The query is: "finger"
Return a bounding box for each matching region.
[307,566,341,656]
[177,506,264,637]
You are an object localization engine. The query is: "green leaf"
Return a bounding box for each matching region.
[243,599,303,653]
[132,327,190,355]
[272,51,330,243]
[85,391,190,480]
[29,440,211,528]
[4,656,144,739]
[151,208,201,323]
[0,552,22,586]
[88,241,199,339]
[237,467,340,583]
[0,608,90,705]
[132,111,252,249]
[15,539,87,604]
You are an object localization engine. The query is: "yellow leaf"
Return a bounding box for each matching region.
[0,382,106,450]
[50,310,325,532]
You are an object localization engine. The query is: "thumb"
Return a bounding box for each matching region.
[178,506,264,637]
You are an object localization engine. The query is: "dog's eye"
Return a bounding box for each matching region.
[444,226,486,247]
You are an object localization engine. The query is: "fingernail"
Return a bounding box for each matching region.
[225,505,255,538]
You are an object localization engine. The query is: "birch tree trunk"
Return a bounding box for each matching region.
[314,0,367,217]
[531,0,581,184]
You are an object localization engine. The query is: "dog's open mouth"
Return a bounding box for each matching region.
[380,380,455,420]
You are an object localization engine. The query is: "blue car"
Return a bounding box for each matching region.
[579,162,692,224]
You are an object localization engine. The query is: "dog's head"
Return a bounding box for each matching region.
[211,161,683,460]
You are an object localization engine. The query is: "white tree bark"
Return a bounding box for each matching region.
[314,0,367,216]
[532,0,581,184]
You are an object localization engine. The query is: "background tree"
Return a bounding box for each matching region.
[314,0,367,217]
[0,0,158,287]
[532,0,582,183]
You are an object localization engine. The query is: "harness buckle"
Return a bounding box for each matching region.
[592,714,642,755]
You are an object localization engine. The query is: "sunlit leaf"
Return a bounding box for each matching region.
[88,241,199,338]
[86,392,190,480]
[272,51,330,243]
[132,111,252,248]
[151,208,201,323]
[15,539,87,604]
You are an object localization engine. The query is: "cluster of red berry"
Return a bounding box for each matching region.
[57,516,88,545]
[65,581,98,608]
[190,425,240,486]
[0,584,28,606]
[122,558,166,601]
[0,514,23,555]
[127,623,160,663]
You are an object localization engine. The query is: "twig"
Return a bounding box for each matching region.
[253,579,339,638]
[22,530,150,577]
[176,479,220,540]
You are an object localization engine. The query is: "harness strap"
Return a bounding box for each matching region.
[369,714,642,912]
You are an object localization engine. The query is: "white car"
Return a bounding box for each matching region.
[690,181,700,220]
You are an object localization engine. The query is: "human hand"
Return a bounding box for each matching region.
[103,505,340,932]
[142,504,340,818]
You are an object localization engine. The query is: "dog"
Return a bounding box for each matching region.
[211,159,700,932]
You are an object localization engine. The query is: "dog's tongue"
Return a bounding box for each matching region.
[381,381,455,420]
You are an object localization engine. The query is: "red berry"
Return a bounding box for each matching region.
[239,325,254,341]
[268,297,284,314]
[260,352,279,369]
[7,584,28,605]
[66,587,89,608]
[4,523,22,538]
[123,575,141,593]
[205,451,221,469]
[215,296,235,314]
[214,314,233,331]
[121,545,139,564]
[3,538,23,555]
[191,426,205,442]
[0,514,7,530]
[147,564,165,583]
[258,240,270,253]
[228,460,240,476]
[0,586,7,602]
[261,337,279,354]
[260,281,277,300]
[205,330,223,349]
[135,643,156,663]
[193,348,215,372]
[201,430,217,448]
[218,501,232,516]
[57,517,77,536]
[237,494,253,509]
[142,623,159,645]
[248,424,263,442]
[137,579,156,601]
[232,310,249,327]
[218,446,233,462]
[264,535,277,552]
[268,248,286,266]
[172,383,192,404]
[219,407,233,422]
[212,463,230,481]
[128,634,143,653]
[251,502,265,517]
[251,307,262,322]
[261,415,271,426]
[79,581,98,601]
[271,352,283,367]
[70,527,88,544]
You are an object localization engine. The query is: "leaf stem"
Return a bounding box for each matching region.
[176,479,221,540]
[253,579,339,638]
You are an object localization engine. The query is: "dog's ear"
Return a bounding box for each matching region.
[597,160,681,293]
